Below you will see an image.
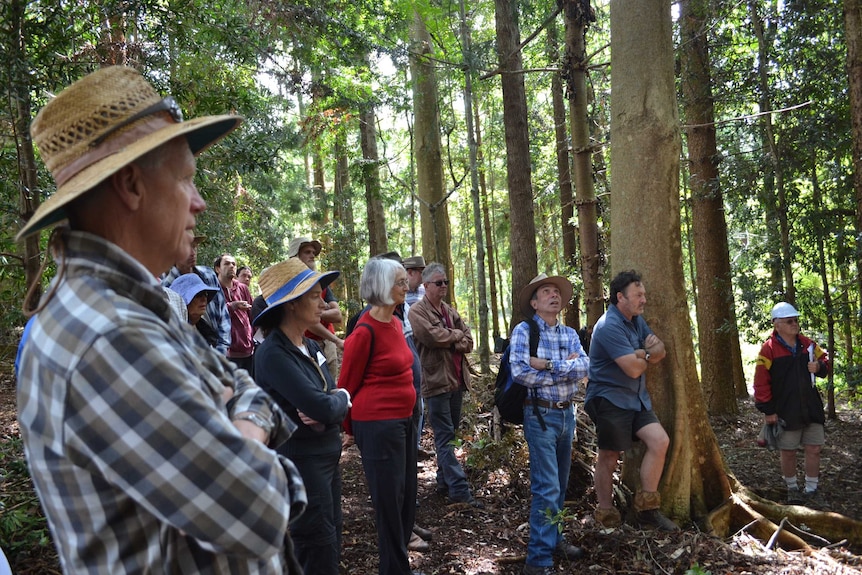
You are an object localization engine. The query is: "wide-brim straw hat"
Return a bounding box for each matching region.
[518,273,573,318]
[252,258,340,327]
[16,66,241,240]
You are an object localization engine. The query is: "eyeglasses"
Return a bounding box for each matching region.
[430,279,450,287]
[92,96,184,146]
[395,279,409,287]
[782,318,799,324]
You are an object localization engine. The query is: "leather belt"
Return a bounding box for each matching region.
[525,398,573,409]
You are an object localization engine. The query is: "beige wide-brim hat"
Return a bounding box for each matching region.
[252,258,340,327]
[16,66,241,240]
[518,273,574,318]
[287,236,322,258]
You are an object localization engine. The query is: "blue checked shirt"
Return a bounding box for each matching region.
[17,230,306,574]
[509,314,589,402]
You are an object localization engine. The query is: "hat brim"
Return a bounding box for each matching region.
[16,114,241,241]
[519,276,574,319]
[252,270,340,327]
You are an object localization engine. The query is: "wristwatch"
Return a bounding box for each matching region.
[546,359,553,371]
[233,412,273,435]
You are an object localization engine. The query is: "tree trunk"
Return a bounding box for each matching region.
[562,0,603,330]
[610,0,730,522]
[547,20,578,329]
[750,0,794,303]
[358,96,388,257]
[9,0,42,310]
[845,0,862,309]
[679,0,744,414]
[410,10,453,278]
[311,144,328,223]
[459,0,490,370]
[476,106,502,342]
[495,0,539,326]
[333,126,358,305]
[811,159,837,419]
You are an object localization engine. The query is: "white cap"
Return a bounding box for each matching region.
[770,302,800,320]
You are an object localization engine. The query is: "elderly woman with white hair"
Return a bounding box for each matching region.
[253,259,352,575]
[339,257,418,575]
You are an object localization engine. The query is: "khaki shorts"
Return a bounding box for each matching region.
[777,422,825,450]
[322,339,341,381]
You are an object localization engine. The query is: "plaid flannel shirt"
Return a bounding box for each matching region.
[509,314,589,403]
[17,230,305,574]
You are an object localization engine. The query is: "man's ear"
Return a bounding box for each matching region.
[530,298,539,311]
[108,163,145,211]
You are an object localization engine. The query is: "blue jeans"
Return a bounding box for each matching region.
[523,404,575,567]
[427,389,471,501]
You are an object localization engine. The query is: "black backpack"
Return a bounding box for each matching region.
[493,319,545,428]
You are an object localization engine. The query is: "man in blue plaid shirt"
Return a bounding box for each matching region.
[510,274,589,575]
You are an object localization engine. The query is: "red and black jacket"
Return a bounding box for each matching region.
[753,331,829,430]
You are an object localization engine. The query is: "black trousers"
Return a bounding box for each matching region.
[354,417,418,575]
[284,449,343,575]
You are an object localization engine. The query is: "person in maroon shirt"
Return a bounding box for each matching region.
[216,253,255,375]
[338,257,419,575]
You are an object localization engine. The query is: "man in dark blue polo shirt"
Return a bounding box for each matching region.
[585,270,678,531]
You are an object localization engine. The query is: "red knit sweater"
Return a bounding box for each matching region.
[338,314,416,435]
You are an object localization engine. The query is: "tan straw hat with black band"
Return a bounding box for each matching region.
[518,273,573,318]
[253,258,340,327]
[16,66,241,240]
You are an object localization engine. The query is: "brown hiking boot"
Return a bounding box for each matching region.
[594,506,622,528]
[634,490,680,532]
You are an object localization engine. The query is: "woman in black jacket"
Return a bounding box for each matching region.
[253,258,351,575]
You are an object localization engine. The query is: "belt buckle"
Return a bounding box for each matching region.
[554,400,568,409]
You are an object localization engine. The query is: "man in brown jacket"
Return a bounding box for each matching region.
[408,263,482,508]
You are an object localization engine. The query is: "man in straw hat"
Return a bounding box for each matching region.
[289,235,344,378]
[584,270,678,532]
[15,66,307,574]
[510,273,589,574]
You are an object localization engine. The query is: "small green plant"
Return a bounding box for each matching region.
[543,506,575,535]
[685,564,712,575]
[0,435,55,561]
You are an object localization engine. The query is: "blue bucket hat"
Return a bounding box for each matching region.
[168,273,220,305]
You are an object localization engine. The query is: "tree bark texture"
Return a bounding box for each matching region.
[9,0,43,310]
[548,20,579,329]
[410,11,452,277]
[562,0,604,329]
[844,0,862,308]
[460,0,490,370]
[679,0,744,414]
[476,106,502,340]
[358,101,389,257]
[495,0,539,325]
[610,0,731,522]
[750,1,794,303]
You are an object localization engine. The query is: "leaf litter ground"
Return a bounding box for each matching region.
[3,358,862,574]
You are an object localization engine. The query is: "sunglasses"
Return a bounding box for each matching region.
[429,279,450,287]
[782,318,799,324]
[93,96,184,146]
